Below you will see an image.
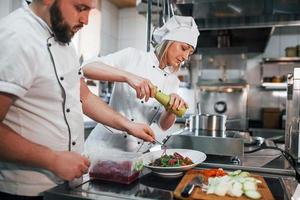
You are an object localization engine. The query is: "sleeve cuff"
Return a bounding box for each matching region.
[0,81,27,98]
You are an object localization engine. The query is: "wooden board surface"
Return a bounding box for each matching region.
[174,170,275,200]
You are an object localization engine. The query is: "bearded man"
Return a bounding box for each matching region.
[0,0,155,199]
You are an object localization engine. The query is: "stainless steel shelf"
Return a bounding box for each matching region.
[260,82,287,90]
[263,57,300,63]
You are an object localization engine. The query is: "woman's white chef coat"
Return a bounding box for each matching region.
[84,47,180,153]
[0,5,84,196]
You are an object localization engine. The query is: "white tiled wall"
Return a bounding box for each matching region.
[0,0,23,19]
[118,8,148,51]
[264,26,300,58]
[99,0,119,56]
[0,1,10,19]
[99,1,148,56]
[246,26,300,120]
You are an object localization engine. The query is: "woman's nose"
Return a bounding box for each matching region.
[183,52,189,60]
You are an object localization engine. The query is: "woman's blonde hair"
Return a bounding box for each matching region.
[154,40,179,73]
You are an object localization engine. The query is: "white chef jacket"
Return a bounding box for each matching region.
[0,5,84,196]
[84,47,180,154]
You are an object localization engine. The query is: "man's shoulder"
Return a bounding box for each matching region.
[0,8,38,41]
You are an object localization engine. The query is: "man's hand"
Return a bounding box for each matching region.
[168,93,188,111]
[49,151,90,181]
[125,122,155,142]
[126,74,155,102]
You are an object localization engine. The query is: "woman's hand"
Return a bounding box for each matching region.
[167,93,188,112]
[125,121,155,142]
[126,73,155,102]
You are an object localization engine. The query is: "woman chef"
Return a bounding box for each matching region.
[83,15,199,153]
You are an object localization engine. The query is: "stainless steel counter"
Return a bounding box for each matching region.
[44,153,299,200]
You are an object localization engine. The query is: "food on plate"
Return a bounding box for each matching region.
[202,170,262,199]
[149,152,194,167]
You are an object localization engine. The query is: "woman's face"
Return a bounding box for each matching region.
[165,41,194,70]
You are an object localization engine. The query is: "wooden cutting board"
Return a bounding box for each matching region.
[174,170,275,200]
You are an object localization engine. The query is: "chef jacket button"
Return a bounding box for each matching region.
[66,108,70,113]
[47,43,52,47]
[153,66,155,68]
[72,141,76,146]
[154,106,157,110]
[141,101,144,104]
[124,135,127,138]
[131,118,134,121]
[60,77,64,81]
[138,141,141,144]
[153,120,156,123]
[78,71,82,75]
[164,73,167,76]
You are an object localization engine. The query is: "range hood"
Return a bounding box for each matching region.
[174,0,300,30]
[137,0,300,53]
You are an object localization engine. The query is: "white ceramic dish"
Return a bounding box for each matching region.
[142,149,206,177]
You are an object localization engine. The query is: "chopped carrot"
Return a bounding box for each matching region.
[201,168,227,177]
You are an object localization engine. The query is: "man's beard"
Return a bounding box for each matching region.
[50,1,74,44]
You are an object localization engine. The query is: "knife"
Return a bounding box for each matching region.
[181,176,203,197]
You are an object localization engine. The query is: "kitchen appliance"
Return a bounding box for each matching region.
[187,113,227,137]
[138,0,300,54]
[163,130,244,157]
[197,81,249,130]
[285,68,300,162]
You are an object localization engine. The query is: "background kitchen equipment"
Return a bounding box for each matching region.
[285,69,300,162]
[187,114,227,137]
[226,131,265,153]
[262,107,281,129]
[197,83,249,130]
[163,131,244,157]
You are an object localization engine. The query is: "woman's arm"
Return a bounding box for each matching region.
[83,62,155,101]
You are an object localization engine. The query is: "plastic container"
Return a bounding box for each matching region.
[88,150,143,184]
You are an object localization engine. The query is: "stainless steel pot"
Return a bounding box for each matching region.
[188,114,227,132]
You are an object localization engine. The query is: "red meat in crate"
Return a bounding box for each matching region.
[89,160,140,184]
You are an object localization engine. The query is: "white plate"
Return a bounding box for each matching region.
[142,149,206,177]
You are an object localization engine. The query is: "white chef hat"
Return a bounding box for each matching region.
[153,15,199,49]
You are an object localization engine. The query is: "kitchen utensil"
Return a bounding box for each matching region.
[142,149,206,177]
[153,139,167,149]
[187,114,227,132]
[181,176,203,197]
[226,131,266,153]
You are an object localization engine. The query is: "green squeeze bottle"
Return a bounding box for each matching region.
[153,87,187,117]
